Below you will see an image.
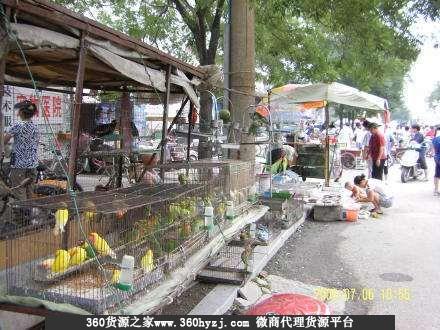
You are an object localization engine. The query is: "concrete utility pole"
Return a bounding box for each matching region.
[229,0,255,163]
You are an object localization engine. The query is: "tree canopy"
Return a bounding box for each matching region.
[54,0,439,121]
[427,82,440,111]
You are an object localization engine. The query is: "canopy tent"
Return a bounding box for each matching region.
[3,23,200,107]
[268,82,387,112]
[1,0,207,183]
[265,83,388,186]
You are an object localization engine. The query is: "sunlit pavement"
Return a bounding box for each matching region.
[265,160,440,330]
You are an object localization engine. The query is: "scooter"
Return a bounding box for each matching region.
[400,141,424,183]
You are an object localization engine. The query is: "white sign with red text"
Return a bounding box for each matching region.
[1,85,68,127]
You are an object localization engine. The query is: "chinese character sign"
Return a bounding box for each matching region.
[1,86,66,127]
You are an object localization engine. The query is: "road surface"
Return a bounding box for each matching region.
[265,163,440,330]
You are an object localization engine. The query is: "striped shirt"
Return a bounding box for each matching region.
[9,121,39,168]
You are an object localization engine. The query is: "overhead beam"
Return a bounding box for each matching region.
[5,82,77,94]
[7,58,78,68]
[4,81,186,96]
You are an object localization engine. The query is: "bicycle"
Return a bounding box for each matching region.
[39,142,87,177]
[35,144,83,195]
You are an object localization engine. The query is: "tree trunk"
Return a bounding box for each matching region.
[229,0,255,163]
[198,90,213,159]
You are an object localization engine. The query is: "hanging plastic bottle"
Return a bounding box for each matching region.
[226,201,235,220]
[117,255,134,291]
[204,206,214,230]
[249,223,256,239]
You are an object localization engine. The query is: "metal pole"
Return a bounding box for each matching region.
[0,6,10,158]
[187,102,194,161]
[121,91,132,153]
[68,33,88,186]
[160,65,172,165]
[230,0,256,163]
[0,56,6,158]
[324,103,330,187]
[223,0,231,112]
[116,91,131,188]
[267,90,272,197]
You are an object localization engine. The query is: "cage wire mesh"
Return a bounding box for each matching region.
[3,159,256,313]
[149,160,257,213]
[199,224,255,285]
[4,161,232,313]
[261,197,304,229]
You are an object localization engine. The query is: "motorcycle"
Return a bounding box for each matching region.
[400,141,424,183]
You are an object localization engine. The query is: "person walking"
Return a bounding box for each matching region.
[410,124,428,181]
[432,127,440,196]
[362,120,372,178]
[368,122,387,180]
[338,122,354,148]
[383,127,395,182]
[354,122,366,150]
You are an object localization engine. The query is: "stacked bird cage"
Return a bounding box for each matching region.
[4,165,225,313]
[153,159,256,229]
[198,225,255,285]
[260,196,304,229]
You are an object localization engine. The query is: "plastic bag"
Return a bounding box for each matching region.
[272,170,301,186]
[245,293,331,315]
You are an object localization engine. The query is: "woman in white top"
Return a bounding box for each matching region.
[353,174,394,214]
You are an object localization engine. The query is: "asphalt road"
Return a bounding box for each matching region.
[264,162,440,330]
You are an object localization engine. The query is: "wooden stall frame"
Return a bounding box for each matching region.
[0,0,208,318]
[67,32,88,186]
[160,65,172,165]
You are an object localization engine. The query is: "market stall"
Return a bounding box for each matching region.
[0,0,265,321]
[266,82,388,186]
[0,0,203,191]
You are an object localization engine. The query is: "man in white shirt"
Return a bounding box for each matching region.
[362,121,372,177]
[354,122,366,149]
[338,123,354,148]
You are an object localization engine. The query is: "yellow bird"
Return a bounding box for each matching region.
[68,246,82,257]
[88,232,116,258]
[51,249,70,273]
[111,269,121,284]
[84,211,97,221]
[140,249,154,272]
[53,209,69,236]
[69,247,87,266]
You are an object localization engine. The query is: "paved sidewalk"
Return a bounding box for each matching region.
[264,164,440,330]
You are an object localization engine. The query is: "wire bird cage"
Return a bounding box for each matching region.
[198,225,255,285]
[151,160,257,211]
[260,197,304,229]
[4,163,227,313]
